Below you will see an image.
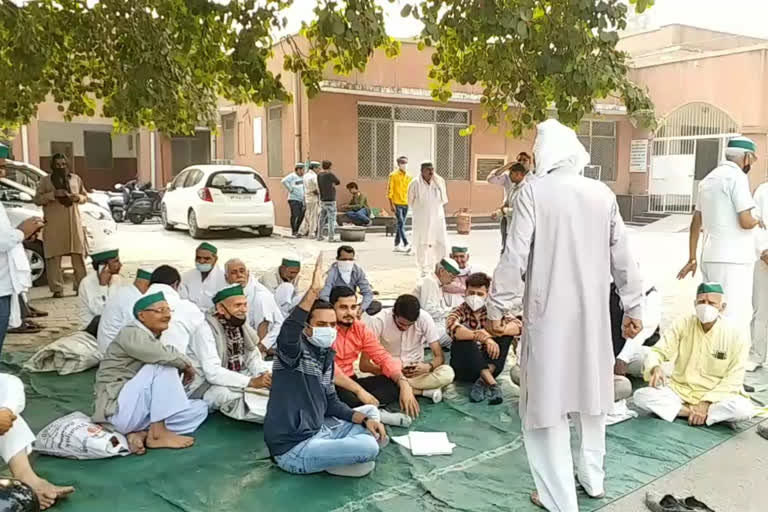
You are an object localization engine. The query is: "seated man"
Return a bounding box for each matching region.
[340,182,371,226]
[224,258,284,356]
[330,286,419,426]
[258,257,302,316]
[146,265,206,353]
[97,269,152,352]
[364,294,455,404]
[264,254,388,477]
[412,257,461,348]
[447,272,521,405]
[319,245,377,316]
[442,246,476,297]
[77,248,123,335]
[188,285,272,422]
[1,374,74,510]
[634,283,754,427]
[93,291,208,454]
[179,242,227,312]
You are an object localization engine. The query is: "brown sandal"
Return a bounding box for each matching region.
[530,491,545,509]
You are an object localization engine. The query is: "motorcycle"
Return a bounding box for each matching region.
[123,181,163,224]
[106,185,126,223]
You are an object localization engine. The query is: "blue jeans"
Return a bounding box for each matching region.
[395,205,409,246]
[346,208,371,226]
[0,295,11,358]
[317,201,337,241]
[274,405,380,475]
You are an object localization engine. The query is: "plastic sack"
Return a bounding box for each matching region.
[34,412,130,459]
[23,331,102,375]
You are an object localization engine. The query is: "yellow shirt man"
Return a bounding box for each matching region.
[388,159,414,251]
[387,168,412,207]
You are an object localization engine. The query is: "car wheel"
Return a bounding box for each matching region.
[161,205,175,231]
[128,213,145,225]
[188,210,207,239]
[23,239,47,287]
[257,226,274,237]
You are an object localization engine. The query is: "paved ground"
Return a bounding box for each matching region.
[8,217,768,510]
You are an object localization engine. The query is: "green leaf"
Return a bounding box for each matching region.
[516,20,528,39]
[400,4,412,18]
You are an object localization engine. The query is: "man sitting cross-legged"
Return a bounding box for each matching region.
[329,286,420,427]
[188,284,272,422]
[93,291,208,455]
[441,246,477,297]
[634,282,754,427]
[179,242,227,312]
[363,294,455,404]
[259,257,302,316]
[413,257,463,348]
[77,248,123,335]
[320,245,377,317]
[265,254,388,477]
[447,272,521,405]
[97,269,152,353]
[1,374,74,509]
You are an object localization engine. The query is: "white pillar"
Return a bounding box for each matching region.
[150,131,157,188]
[21,125,29,163]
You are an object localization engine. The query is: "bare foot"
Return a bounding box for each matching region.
[19,475,74,510]
[127,431,148,455]
[146,432,195,450]
[530,491,544,509]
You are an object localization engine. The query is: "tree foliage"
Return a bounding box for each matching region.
[0,0,654,136]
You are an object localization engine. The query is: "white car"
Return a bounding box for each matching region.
[1,177,117,287]
[161,164,275,239]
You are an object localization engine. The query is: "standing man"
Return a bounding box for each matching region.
[0,153,44,355]
[751,180,768,371]
[281,163,306,237]
[487,153,531,253]
[33,153,88,298]
[678,136,761,338]
[488,119,643,510]
[316,160,341,242]
[298,161,321,239]
[407,162,449,276]
[388,156,413,253]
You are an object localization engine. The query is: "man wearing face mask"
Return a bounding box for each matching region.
[413,257,463,348]
[179,243,227,312]
[634,282,754,427]
[265,254,388,477]
[678,137,762,339]
[319,246,376,317]
[447,273,521,405]
[388,156,413,253]
[187,285,272,422]
[77,248,123,334]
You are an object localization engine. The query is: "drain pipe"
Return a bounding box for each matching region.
[294,71,303,162]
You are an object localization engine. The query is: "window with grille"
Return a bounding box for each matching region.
[578,120,617,181]
[267,106,283,177]
[84,131,112,169]
[357,102,470,180]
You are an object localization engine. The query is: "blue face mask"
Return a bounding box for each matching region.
[308,326,337,349]
[196,262,213,273]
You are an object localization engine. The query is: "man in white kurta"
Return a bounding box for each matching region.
[188,285,272,422]
[258,258,302,316]
[749,181,768,371]
[97,269,152,352]
[678,137,761,339]
[412,257,461,348]
[298,162,321,238]
[407,161,449,277]
[1,373,75,509]
[77,248,123,330]
[179,242,227,312]
[224,259,284,354]
[488,120,644,511]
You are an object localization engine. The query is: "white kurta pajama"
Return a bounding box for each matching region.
[97,284,143,352]
[242,278,284,349]
[407,174,449,276]
[488,120,643,512]
[298,170,320,238]
[0,374,35,464]
[413,273,455,347]
[77,272,122,327]
[146,284,206,353]
[179,266,227,312]
[696,161,756,336]
[750,183,768,368]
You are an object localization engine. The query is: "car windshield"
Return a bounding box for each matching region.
[5,164,42,190]
[207,171,264,194]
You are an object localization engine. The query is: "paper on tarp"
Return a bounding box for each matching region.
[606,399,638,426]
[23,330,102,375]
[34,411,130,459]
[392,431,456,456]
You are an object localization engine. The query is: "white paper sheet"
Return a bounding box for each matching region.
[391,431,455,456]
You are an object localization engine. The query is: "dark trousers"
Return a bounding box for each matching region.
[84,315,101,338]
[500,216,508,254]
[336,375,399,408]
[394,205,409,246]
[0,295,11,358]
[19,294,30,319]
[288,200,305,235]
[450,335,513,383]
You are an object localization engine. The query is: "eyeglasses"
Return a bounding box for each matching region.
[143,307,173,315]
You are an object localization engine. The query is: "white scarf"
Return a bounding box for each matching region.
[532,119,591,176]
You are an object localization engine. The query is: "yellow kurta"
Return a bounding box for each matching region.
[644,315,749,404]
[33,174,87,257]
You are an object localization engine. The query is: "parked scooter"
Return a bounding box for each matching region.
[106,185,126,223]
[123,181,163,224]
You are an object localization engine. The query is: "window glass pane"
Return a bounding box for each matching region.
[394,106,435,123]
[84,131,113,168]
[358,104,393,119]
[591,137,616,181]
[578,120,591,136]
[207,171,264,193]
[452,127,469,180]
[436,110,469,124]
[591,121,615,137]
[357,120,374,179]
[374,121,393,179]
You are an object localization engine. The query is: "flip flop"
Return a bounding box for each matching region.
[757,423,768,440]
[645,492,696,512]
[27,307,49,317]
[683,496,716,512]
[530,491,544,509]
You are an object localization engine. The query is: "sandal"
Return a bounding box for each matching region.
[683,496,716,512]
[27,306,49,317]
[530,491,545,509]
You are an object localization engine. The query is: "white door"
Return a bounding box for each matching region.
[165,170,188,223]
[394,123,434,179]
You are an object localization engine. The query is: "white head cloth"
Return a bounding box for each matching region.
[532,119,591,176]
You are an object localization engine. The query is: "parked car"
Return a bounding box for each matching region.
[0,177,116,287]
[161,165,275,239]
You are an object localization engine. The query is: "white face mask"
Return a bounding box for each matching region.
[398,163,407,171]
[307,326,337,349]
[337,261,355,273]
[465,295,487,311]
[695,303,720,324]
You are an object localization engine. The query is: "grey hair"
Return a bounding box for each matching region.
[224,258,247,273]
[724,149,748,164]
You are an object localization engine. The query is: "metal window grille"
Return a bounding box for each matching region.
[578,120,617,181]
[267,106,283,177]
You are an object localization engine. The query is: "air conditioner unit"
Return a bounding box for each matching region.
[583,165,602,180]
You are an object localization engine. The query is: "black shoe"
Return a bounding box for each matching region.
[757,423,768,440]
[645,493,696,512]
[683,496,716,512]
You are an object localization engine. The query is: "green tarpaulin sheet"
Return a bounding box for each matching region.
[2,352,766,512]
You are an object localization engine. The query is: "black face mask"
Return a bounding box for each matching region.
[743,164,751,175]
[221,306,246,328]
